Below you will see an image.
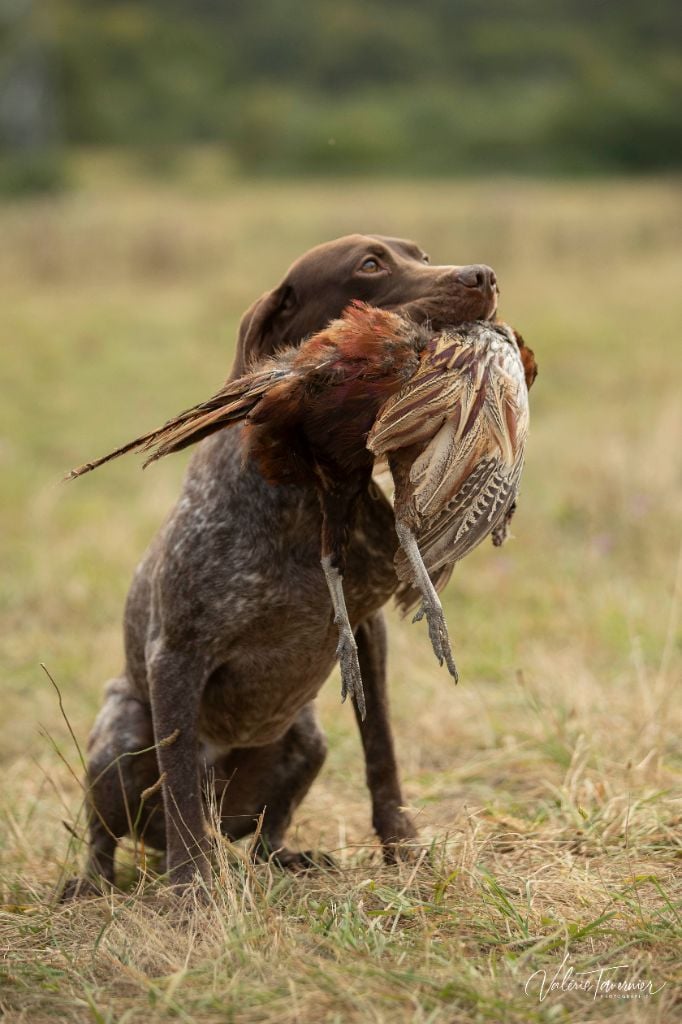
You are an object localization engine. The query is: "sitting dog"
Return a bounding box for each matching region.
[63,234,498,895]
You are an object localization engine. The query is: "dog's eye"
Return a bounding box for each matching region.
[360,257,381,273]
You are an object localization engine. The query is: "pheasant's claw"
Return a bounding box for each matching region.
[337,630,366,719]
[415,600,459,683]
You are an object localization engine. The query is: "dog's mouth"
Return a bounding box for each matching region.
[484,279,500,320]
[393,282,499,330]
[485,294,499,320]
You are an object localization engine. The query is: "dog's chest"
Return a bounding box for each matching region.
[343,501,399,619]
[192,491,398,749]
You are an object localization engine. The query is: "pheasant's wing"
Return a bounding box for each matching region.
[367,330,476,456]
[67,359,294,479]
[371,323,530,579]
[411,338,528,517]
[394,455,524,581]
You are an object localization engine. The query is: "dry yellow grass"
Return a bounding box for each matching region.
[1,169,680,1021]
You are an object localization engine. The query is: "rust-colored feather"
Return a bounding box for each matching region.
[66,302,419,481]
[66,360,294,479]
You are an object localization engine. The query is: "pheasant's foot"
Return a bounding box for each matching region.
[413,600,458,681]
[337,628,366,719]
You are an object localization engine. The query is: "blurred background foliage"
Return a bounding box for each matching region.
[0,0,680,192]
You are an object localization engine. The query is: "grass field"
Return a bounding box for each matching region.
[1,170,681,1022]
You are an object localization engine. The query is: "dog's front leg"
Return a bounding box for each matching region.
[353,612,419,861]
[148,644,211,889]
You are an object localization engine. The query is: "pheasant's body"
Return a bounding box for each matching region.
[368,321,530,606]
[70,304,536,711]
[229,306,427,486]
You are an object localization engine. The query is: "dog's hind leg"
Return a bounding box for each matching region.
[215,702,329,869]
[353,612,419,861]
[61,676,164,899]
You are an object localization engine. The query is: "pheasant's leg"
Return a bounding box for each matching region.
[318,479,368,719]
[321,554,366,720]
[394,520,458,681]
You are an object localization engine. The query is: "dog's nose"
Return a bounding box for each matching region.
[454,265,497,293]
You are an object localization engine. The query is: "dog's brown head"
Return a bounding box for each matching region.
[233,234,499,378]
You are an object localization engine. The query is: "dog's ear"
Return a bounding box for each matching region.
[230,284,292,380]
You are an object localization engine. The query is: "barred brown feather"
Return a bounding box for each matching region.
[367,322,530,610]
[66,361,295,479]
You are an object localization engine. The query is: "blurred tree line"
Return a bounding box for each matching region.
[0,0,680,189]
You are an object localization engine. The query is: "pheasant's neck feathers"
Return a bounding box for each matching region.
[344,301,407,339]
[308,302,413,362]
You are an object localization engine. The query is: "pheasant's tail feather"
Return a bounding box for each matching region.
[66,366,284,481]
[66,429,166,480]
[140,401,248,466]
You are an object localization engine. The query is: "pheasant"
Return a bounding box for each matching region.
[69,303,536,717]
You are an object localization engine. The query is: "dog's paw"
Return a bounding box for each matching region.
[257,845,337,872]
[382,839,422,865]
[59,876,110,901]
[377,813,421,864]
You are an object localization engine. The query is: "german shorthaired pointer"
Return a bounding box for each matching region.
[63,234,498,896]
